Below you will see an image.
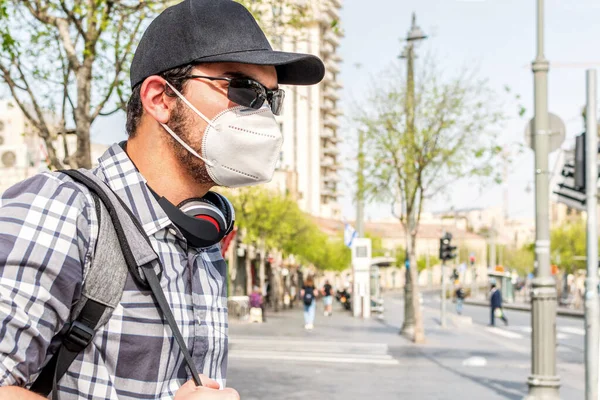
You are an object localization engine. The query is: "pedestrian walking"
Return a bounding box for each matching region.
[301,276,319,330]
[455,285,466,315]
[249,286,264,323]
[0,0,325,397]
[322,280,334,316]
[490,283,508,326]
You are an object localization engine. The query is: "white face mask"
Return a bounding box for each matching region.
[161,81,283,188]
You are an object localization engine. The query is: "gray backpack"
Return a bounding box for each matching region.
[30,169,202,398]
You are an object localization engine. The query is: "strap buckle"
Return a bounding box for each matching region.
[63,321,95,352]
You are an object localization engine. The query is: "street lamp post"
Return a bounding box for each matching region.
[356,129,365,239]
[399,13,427,337]
[526,0,560,398]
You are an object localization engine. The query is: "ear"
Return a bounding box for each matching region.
[140,76,177,124]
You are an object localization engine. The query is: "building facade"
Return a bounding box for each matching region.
[0,100,107,194]
[269,0,343,219]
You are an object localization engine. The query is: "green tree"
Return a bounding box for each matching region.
[355,59,505,343]
[365,232,385,256]
[416,254,439,273]
[502,244,535,276]
[0,0,314,169]
[224,186,350,271]
[0,0,166,169]
[395,245,407,267]
[550,221,586,274]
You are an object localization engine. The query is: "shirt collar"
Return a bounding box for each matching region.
[93,143,172,237]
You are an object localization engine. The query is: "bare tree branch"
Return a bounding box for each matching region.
[91,6,145,120]
[59,0,85,37]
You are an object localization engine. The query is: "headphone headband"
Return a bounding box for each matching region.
[148,186,235,248]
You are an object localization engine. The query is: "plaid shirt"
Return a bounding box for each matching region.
[0,144,229,399]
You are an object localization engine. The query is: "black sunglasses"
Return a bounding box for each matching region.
[176,74,285,116]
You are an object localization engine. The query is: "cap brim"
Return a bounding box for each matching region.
[193,50,325,85]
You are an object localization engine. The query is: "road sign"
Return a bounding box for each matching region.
[524,112,566,152]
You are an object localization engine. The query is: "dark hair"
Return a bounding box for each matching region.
[126,64,197,137]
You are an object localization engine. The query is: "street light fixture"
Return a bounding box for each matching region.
[398,13,428,61]
[406,13,428,43]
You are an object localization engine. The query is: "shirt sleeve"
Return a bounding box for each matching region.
[0,172,94,387]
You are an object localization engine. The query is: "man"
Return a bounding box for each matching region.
[322,280,334,316]
[455,284,465,315]
[490,283,508,326]
[0,0,324,399]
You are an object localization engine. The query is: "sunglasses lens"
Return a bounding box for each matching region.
[228,79,264,110]
[270,90,285,116]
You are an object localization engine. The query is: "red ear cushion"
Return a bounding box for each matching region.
[194,214,220,232]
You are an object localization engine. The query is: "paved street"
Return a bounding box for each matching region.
[439,296,585,360]
[227,292,584,399]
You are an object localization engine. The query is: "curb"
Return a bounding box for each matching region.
[464,299,584,318]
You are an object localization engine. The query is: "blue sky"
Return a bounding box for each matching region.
[91,0,600,222]
[335,0,600,221]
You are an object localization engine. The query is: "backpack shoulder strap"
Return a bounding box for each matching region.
[31,168,203,397]
[31,171,130,396]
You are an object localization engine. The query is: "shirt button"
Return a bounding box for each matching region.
[169,228,177,236]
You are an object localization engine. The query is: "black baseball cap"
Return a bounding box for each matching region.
[130,0,326,89]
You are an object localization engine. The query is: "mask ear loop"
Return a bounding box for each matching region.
[164,81,215,127]
[160,123,214,167]
[160,80,215,167]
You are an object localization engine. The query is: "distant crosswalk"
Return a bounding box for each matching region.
[486,325,585,340]
[229,337,399,366]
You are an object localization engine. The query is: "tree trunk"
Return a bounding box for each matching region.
[245,249,252,296]
[41,135,64,170]
[74,61,93,169]
[400,247,415,337]
[409,232,425,343]
[258,240,266,296]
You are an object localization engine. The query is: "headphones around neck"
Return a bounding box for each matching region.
[119,141,235,248]
[149,188,235,248]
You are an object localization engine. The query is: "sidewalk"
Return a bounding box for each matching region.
[226,295,584,399]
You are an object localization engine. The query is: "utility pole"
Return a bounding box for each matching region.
[584,69,599,400]
[356,129,365,238]
[526,0,560,398]
[489,218,497,268]
[399,12,427,337]
[441,259,447,328]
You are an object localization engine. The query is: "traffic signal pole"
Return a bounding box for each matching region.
[583,69,599,400]
[439,232,455,328]
[441,259,447,328]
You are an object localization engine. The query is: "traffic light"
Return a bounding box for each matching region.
[554,130,600,210]
[574,132,585,191]
[439,232,457,262]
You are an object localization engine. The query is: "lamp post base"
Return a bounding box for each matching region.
[524,375,560,400]
[526,276,560,400]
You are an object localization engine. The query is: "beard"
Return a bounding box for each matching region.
[165,102,214,185]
